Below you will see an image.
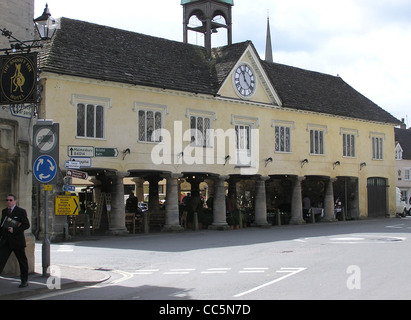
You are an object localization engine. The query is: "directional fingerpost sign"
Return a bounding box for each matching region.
[33,121,59,185]
[66,169,88,180]
[94,147,119,157]
[55,195,79,216]
[33,155,57,183]
[68,146,94,157]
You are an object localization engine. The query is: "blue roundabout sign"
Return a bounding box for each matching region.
[33,155,57,183]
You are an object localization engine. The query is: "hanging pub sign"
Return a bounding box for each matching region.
[0,53,37,105]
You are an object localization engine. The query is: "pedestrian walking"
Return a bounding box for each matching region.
[0,193,30,287]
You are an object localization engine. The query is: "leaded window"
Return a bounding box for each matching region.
[76,103,104,139]
[310,129,324,155]
[190,116,211,147]
[372,136,383,160]
[235,124,251,166]
[138,110,162,142]
[275,125,291,153]
[343,133,356,157]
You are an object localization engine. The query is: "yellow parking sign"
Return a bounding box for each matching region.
[55,195,79,216]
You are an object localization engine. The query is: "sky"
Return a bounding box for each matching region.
[35,0,411,124]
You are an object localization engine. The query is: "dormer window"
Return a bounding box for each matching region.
[395,143,403,160]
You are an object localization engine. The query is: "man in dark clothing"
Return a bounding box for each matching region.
[126,192,138,214]
[0,193,30,287]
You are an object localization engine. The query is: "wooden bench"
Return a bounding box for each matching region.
[68,214,93,236]
[125,213,136,234]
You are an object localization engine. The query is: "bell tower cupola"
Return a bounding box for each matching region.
[182,0,233,56]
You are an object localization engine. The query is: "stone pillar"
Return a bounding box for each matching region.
[209,175,230,230]
[132,177,145,203]
[290,176,306,225]
[147,175,162,214]
[185,175,203,215]
[90,177,102,202]
[324,178,337,222]
[252,176,270,227]
[107,172,128,235]
[163,173,184,232]
[348,177,359,219]
[205,178,215,204]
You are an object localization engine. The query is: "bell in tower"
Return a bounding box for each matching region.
[182,0,233,56]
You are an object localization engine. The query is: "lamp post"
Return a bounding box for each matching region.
[34,5,57,277]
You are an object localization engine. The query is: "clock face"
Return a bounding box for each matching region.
[234,64,256,97]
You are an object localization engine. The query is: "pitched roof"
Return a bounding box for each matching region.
[395,128,411,160]
[39,17,400,125]
[261,61,399,124]
[40,18,214,94]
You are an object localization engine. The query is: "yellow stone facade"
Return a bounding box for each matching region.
[39,55,397,221]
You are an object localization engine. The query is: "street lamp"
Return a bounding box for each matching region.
[34,4,58,40]
[1,4,57,54]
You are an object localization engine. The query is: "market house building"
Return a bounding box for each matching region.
[35,0,400,239]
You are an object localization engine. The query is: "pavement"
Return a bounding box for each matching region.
[0,262,110,300]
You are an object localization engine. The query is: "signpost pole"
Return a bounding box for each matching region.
[32,121,58,278]
[42,188,50,277]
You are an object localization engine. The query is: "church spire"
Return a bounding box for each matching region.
[265,15,273,63]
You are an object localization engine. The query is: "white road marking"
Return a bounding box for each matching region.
[201,268,231,274]
[293,239,307,243]
[133,269,159,275]
[234,267,307,298]
[240,268,269,273]
[386,224,405,229]
[330,237,365,241]
[164,269,196,275]
[56,245,74,252]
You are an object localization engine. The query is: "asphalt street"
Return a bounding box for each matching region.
[30,217,411,301]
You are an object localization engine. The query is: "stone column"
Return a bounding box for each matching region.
[290,176,306,225]
[252,176,270,227]
[163,173,184,232]
[132,177,145,203]
[324,178,337,222]
[348,177,359,219]
[147,175,162,214]
[209,175,230,230]
[107,171,128,235]
[90,178,102,202]
[205,178,215,204]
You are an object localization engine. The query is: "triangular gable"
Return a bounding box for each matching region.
[395,142,403,160]
[217,43,282,106]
